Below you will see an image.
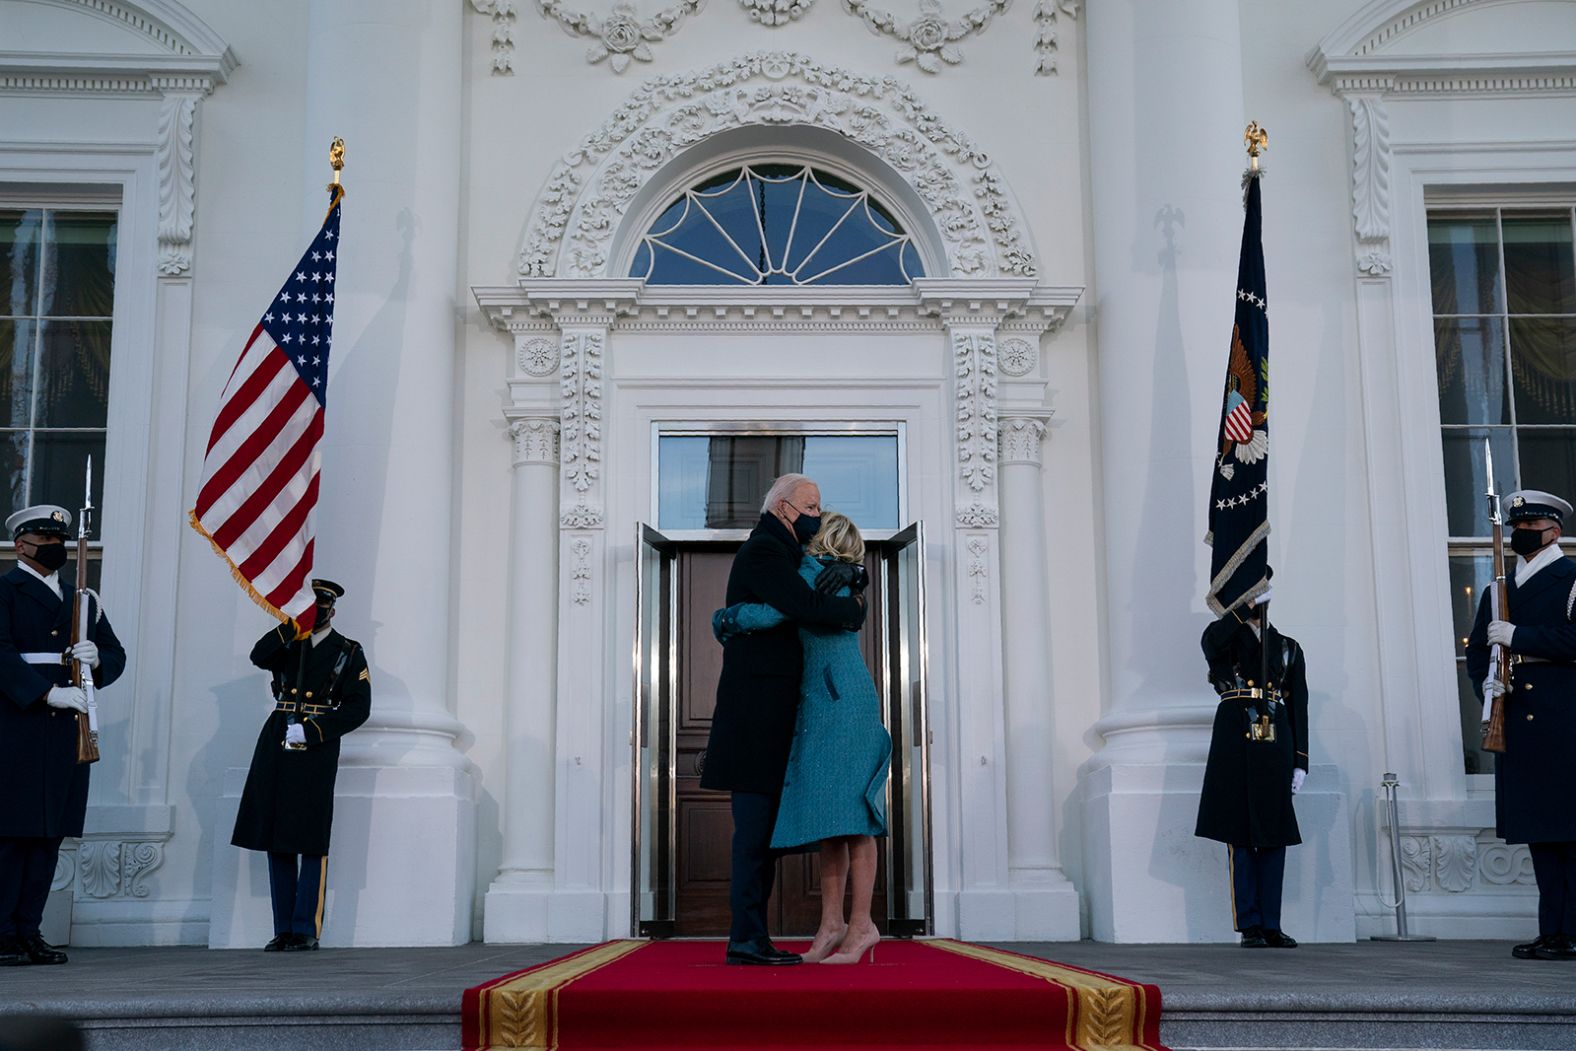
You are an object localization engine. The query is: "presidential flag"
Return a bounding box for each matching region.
[1205,172,1270,615]
[189,185,343,634]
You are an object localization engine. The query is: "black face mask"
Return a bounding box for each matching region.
[25,540,68,572]
[791,512,821,545]
[314,602,335,628]
[1511,526,1551,558]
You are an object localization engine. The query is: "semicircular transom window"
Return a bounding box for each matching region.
[630,164,925,286]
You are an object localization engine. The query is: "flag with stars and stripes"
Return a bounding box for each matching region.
[189,185,343,634]
[1205,172,1271,615]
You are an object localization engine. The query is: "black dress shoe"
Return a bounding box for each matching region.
[1239,925,1268,948]
[1512,935,1550,960]
[1533,934,1576,960]
[725,938,801,965]
[20,934,67,965]
[1262,929,1298,948]
[0,937,26,966]
[281,935,319,952]
[263,934,292,952]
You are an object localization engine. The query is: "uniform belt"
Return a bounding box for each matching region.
[19,651,66,665]
[275,702,330,715]
[1514,655,1560,665]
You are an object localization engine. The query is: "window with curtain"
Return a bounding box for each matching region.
[1432,205,1576,774]
[630,164,925,286]
[0,207,115,583]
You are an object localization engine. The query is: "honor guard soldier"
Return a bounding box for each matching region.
[1195,587,1309,949]
[1465,489,1576,961]
[231,579,370,951]
[0,505,126,966]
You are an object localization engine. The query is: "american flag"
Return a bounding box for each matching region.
[189,186,343,634]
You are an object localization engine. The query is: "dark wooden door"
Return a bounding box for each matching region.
[672,547,887,937]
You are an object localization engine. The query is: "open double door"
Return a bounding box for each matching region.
[631,523,933,939]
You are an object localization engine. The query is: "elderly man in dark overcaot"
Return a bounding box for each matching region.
[0,504,126,967]
[700,474,866,966]
[1466,489,1576,962]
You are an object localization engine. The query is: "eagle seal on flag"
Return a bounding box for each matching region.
[1217,324,1267,481]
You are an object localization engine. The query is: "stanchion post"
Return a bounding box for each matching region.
[1371,772,1436,942]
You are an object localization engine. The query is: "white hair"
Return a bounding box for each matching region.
[761,473,814,514]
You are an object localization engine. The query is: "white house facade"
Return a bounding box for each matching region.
[2,0,1574,947]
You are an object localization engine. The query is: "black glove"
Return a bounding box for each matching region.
[814,561,868,595]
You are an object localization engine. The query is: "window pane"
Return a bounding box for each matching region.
[1516,427,1576,501]
[1440,426,1514,536]
[1455,661,1495,775]
[0,209,43,318]
[1508,317,1576,424]
[0,431,26,511]
[1435,317,1508,424]
[656,436,710,530]
[36,320,111,427]
[705,436,803,528]
[1448,553,1494,657]
[803,436,899,529]
[1428,215,1502,315]
[1502,214,1576,315]
[0,319,37,429]
[41,212,116,318]
[29,431,105,511]
[693,178,765,277]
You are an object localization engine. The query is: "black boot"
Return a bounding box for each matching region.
[1239,925,1268,948]
[1533,934,1576,961]
[1512,935,1550,960]
[19,934,67,965]
[1262,929,1298,948]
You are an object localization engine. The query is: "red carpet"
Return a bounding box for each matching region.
[463,939,1166,1051]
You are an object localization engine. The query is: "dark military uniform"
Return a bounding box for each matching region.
[1196,610,1309,941]
[701,512,863,947]
[231,618,370,945]
[1465,495,1576,958]
[0,547,126,956]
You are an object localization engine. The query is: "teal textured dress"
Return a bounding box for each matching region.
[714,555,892,851]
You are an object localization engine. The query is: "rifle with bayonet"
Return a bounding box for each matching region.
[1483,441,1508,755]
[73,458,100,765]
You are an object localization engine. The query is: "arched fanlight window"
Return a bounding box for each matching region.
[630,164,925,286]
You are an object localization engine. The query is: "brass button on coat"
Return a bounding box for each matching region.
[1527,713,1536,721]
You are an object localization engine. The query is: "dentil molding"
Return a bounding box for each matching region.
[517,52,1040,281]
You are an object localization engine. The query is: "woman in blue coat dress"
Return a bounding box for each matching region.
[713,513,891,965]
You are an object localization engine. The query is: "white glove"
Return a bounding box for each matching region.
[70,640,100,669]
[1487,620,1516,648]
[46,686,87,713]
[1482,676,1508,701]
[284,723,307,746]
[1290,768,1306,795]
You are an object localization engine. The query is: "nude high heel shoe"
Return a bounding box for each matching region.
[800,924,848,964]
[820,927,878,964]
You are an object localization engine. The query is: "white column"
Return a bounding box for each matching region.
[1079,0,1247,942]
[213,0,474,948]
[997,415,1080,939]
[484,417,561,941]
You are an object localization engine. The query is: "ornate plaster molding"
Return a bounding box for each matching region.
[71,839,164,900]
[1032,0,1078,76]
[559,330,605,519]
[468,0,519,74]
[516,334,560,376]
[841,0,1009,75]
[739,0,816,25]
[509,417,561,465]
[952,329,998,524]
[998,415,1047,466]
[538,0,705,74]
[999,336,1037,377]
[1398,831,1537,894]
[517,51,1038,280]
[966,535,990,604]
[156,93,198,275]
[570,536,594,604]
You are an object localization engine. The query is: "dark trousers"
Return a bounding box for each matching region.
[729,791,780,944]
[1229,844,1286,932]
[1529,842,1576,938]
[267,852,327,938]
[0,836,64,940]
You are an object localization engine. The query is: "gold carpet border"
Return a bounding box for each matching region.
[927,939,1159,1051]
[477,940,647,1051]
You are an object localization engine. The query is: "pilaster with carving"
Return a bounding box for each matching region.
[155,92,201,275]
[1344,88,1393,277]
